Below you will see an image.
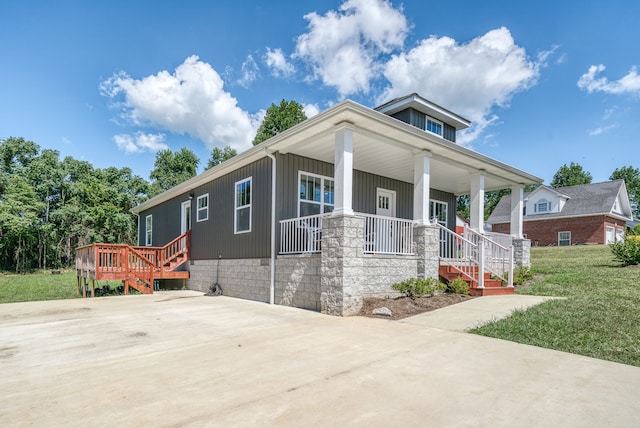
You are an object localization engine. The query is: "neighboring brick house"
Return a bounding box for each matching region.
[488,180,633,246]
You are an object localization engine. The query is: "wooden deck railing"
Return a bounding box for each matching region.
[75,231,190,295]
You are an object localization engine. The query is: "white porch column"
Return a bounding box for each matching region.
[510,184,524,238]
[413,151,431,224]
[333,125,354,216]
[470,172,485,232]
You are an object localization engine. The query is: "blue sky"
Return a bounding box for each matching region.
[1,0,639,186]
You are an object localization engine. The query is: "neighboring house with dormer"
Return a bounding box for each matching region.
[488,180,633,246]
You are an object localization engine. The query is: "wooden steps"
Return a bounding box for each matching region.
[439,265,514,296]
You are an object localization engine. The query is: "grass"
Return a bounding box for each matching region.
[471,245,640,367]
[0,270,80,304]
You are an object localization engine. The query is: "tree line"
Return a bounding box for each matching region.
[2,100,637,272]
[0,100,306,272]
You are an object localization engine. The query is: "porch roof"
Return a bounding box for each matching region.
[133,99,542,214]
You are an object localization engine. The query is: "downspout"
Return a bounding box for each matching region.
[264,148,277,305]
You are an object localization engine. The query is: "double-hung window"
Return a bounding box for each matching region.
[145,215,152,246]
[299,172,334,216]
[430,200,448,226]
[235,178,251,233]
[426,117,443,136]
[558,231,571,246]
[535,199,551,213]
[197,194,209,222]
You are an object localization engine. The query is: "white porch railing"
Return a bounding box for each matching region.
[279,213,414,255]
[434,223,482,285]
[279,214,325,254]
[463,227,513,286]
[435,223,514,288]
[362,214,414,255]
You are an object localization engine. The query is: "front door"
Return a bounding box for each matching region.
[375,188,396,252]
[181,200,192,234]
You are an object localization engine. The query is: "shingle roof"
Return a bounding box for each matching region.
[487,180,629,224]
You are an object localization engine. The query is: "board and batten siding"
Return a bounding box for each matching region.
[138,157,273,260]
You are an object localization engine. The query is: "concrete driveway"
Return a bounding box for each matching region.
[1,292,638,427]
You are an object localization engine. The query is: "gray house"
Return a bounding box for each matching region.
[130,94,541,316]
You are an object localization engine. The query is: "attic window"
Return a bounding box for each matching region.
[535,199,551,213]
[426,117,443,136]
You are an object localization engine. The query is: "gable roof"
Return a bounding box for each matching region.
[133,97,542,215]
[488,180,633,224]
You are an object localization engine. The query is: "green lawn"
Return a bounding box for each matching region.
[0,271,80,303]
[471,245,640,367]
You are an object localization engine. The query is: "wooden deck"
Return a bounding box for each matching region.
[75,231,190,296]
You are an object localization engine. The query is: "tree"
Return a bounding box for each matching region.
[252,99,307,146]
[149,148,199,197]
[610,165,640,218]
[206,146,237,169]
[550,162,592,188]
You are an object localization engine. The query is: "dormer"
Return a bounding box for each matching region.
[375,93,471,143]
[524,186,569,216]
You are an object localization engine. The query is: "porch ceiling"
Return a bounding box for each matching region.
[273,103,541,195]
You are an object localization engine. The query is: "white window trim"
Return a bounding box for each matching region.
[196,193,209,222]
[145,214,152,246]
[297,171,334,217]
[535,199,551,213]
[558,231,571,246]
[430,199,448,226]
[234,177,252,234]
[426,116,443,137]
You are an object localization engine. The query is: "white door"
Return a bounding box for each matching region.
[375,188,396,252]
[181,200,192,234]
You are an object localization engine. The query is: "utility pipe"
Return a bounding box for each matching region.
[264,149,277,305]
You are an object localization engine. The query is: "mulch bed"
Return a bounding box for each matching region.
[358,293,476,320]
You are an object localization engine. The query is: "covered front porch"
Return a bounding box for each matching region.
[267,104,540,315]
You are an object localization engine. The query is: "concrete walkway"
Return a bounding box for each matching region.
[0,292,638,427]
[401,294,559,331]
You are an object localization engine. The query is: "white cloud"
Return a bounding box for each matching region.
[588,123,619,136]
[114,132,169,154]
[379,27,542,145]
[294,0,408,97]
[265,48,295,77]
[303,103,320,118]
[578,64,640,95]
[100,55,258,152]
[237,54,260,88]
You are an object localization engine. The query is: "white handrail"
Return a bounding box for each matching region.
[463,226,514,287]
[433,222,481,285]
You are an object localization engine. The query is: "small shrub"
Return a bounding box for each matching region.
[506,265,534,285]
[610,236,640,266]
[448,276,470,295]
[393,277,447,299]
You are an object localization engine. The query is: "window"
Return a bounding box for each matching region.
[535,199,551,213]
[235,178,251,233]
[430,200,448,226]
[558,231,571,246]
[616,228,624,242]
[298,172,334,216]
[196,194,209,222]
[145,215,152,246]
[426,117,443,136]
[605,226,615,244]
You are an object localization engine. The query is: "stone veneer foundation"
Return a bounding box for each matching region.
[184,215,446,316]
